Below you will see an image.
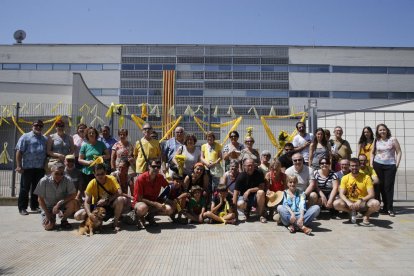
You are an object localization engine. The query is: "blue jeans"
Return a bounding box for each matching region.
[277,205,320,227]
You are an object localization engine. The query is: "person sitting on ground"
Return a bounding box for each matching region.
[333,158,380,225]
[185,185,207,224]
[158,173,188,223]
[232,158,266,223]
[111,158,134,208]
[219,159,240,196]
[313,157,339,217]
[34,162,79,230]
[184,162,209,196]
[278,142,294,172]
[258,150,272,174]
[205,183,236,224]
[133,159,174,229]
[74,163,127,232]
[277,175,320,235]
[64,154,83,196]
[335,158,351,182]
[264,159,286,221]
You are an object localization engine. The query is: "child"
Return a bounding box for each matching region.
[158,173,189,223]
[204,183,236,224]
[185,185,207,223]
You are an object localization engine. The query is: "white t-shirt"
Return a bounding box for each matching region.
[292,133,313,162]
[285,165,315,192]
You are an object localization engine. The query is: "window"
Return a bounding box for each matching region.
[20,64,36,70]
[388,67,407,74]
[370,67,387,74]
[261,66,274,72]
[87,64,103,70]
[101,89,119,96]
[332,66,350,73]
[149,64,163,70]
[308,65,329,73]
[349,67,370,73]
[274,65,288,72]
[289,65,308,72]
[148,90,161,96]
[260,91,289,98]
[2,64,19,70]
[103,64,119,70]
[120,89,134,96]
[53,64,70,70]
[71,64,87,70]
[134,64,148,70]
[37,64,53,70]
[163,64,175,70]
[134,90,148,96]
[388,92,407,99]
[289,91,309,97]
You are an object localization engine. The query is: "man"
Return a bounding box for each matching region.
[74,164,127,232]
[34,162,79,230]
[358,154,379,200]
[163,126,185,171]
[278,142,294,172]
[292,122,313,165]
[332,126,352,169]
[15,119,48,215]
[134,123,161,175]
[333,158,380,224]
[335,158,351,182]
[232,158,266,223]
[98,125,117,150]
[258,150,271,174]
[133,159,174,229]
[285,153,317,199]
[64,154,83,194]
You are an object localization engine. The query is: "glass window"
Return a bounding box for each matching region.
[218,65,231,71]
[246,91,260,97]
[370,67,387,74]
[2,64,20,70]
[163,64,176,70]
[53,64,70,70]
[120,89,134,96]
[369,92,388,99]
[87,64,103,70]
[310,91,320,97]
[205,65,219,71]
[350,92,370,98]
[260,91,289,98]
[349,67,370,73]
[121,64,134,70]
[37,64,53,70]
[101,89,119,96]
[177,90,190,96]
[332,92,350,98]
[71,64,87,70]
[149,64,163,70]
[20,64,37,70]
[246,65,260,72]
[233,65,246,72]
[308,65,329,73]
[389,92,407,99]
[289,65,308,72]
[190,64,204,71]
[388,67,407,74]
[134,90,147,96]
[148,89,161,96]
[406,67,414,74]
[289,91,309,97]
[273,65,288,72]
[261,66,274,72]
[103,64,119,70]
[90,89,102,96]
[319,91,330,98]
[332,66,350,73]
[189,90,203,96]
[134,64,148,70]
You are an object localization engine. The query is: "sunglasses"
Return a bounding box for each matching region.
[293,159,302,163]
[151,165,161,169]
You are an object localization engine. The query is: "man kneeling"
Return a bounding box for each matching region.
[75,164,127,232]
[133,159,174,229]
[333,158,380,225]
[35,162,79,230]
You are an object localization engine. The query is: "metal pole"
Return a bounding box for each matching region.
[208,104,211,132]
[308,99,318,134]
[11,102,20,197]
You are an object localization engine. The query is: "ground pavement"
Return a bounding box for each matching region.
[0,202,413,276]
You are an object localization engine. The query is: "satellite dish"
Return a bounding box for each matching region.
[14,30,26,44]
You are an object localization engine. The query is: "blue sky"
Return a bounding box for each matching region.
[1,0,413,47]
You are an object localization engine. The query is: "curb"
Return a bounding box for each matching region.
[0,197,18,206]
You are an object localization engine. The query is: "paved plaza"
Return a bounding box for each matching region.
[0,202,413,276]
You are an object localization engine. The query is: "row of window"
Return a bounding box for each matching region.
[0,63,119,71]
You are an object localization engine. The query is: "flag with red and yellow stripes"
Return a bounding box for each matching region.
[162,70,175,138]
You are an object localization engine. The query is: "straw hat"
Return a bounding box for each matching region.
[266,191,284,207]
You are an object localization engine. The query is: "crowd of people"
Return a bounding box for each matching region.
[15,118,402,235]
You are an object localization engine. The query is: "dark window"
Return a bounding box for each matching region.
[53,64,70,70]
[273,65,288,72]
[134,64,148,70]
[120,89,134,96]
[369,92,388,99]
[370,67,387,74]
[308,65,329,73]
[87,64,103,70]
[388,67,407,74]
[37,64,53,70]
[319,91,330,98]
[261,66,274,72]
[349,67,370,73]
[389,92,407,99]
[332,66,350,73]
[289,91,309,97]
[177,90,190,96]
[2,64,19,70]
[332,92,350,98]
[134,90,147,96]
[149,64,163,70]
[310,91,320,97]
[289,65,308,72]
[148,89,161,96]
[189,90,203,96]
[407,67,414,74]
[121,64,134,70]
[21,64,37,70]
[163,64,175,70]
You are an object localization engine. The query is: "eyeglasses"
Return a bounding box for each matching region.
[151,165,161,169]
[293,159,302,163]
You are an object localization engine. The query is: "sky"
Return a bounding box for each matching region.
[1,0,414,47]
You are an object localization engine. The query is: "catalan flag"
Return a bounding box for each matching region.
[162,70,175,138]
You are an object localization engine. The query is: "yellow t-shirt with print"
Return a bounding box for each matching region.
[134,138,161,173]
[201,142,222,163]
[85,175,120,204]
[340,173,373,202]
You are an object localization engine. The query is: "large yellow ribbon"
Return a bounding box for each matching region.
[89,155,104,167]
[159,116,183,142]
[0,142,13,164]
[193,116,243,146]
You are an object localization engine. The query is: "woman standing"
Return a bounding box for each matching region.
[173,133,201,177]
[357,126,375,166]
[239,136,260,169]
[371,124,402,217]
[201,132,223,193]
[309,128,330,170]
[47,119,74,172]
[222,131,244,172]
[111,128,136,191]
[72,123,87,168]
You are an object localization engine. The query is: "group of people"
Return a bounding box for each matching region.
[15,118,402,235]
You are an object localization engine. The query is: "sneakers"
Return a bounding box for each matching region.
[388,210,396,217]
[350,210,357,224]
[136,218,146,230]
[19,209,29,216]
[31,208,41,213]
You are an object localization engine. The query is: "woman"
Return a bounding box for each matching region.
[265,159,286,193]
[184,162,210,194]
[78,127,110,198]
[309,128,331,170]
[72,123,87,168]
[111,158,134,205]
[200,131,223,192]
[312,157,339,212]
[219,159,240,196]
[277,175,320,235]
[46,119,74,172]
[223,130,244,172]
[172,133,201,177]
[239,136,260,169]
[357,126,374,166]
[111,128,135,192]
[371,124,402,217]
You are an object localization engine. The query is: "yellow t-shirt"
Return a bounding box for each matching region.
[340,173,373,202]
[359,166,377,178]
[85,175,121,204]
[359,143,373,165]
[201,142,222,163]
[134,138,161,173]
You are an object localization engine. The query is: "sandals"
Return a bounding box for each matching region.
[301,226,312,235]
[362,216,370,226]
[260,216,268,223]
[287,225,296,233]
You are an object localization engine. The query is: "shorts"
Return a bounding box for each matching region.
[238,193,257,208]
[91,204,114,222]
[40,205,65,224]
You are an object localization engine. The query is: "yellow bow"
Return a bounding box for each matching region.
[0,142,13,164]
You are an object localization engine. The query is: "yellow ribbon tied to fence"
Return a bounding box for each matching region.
[0,142,13,164]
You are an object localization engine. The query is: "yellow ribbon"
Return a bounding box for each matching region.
[43,116,62,136]
[174,154,186,177]
[193,116,243,146]
[79,104,90,113]
[159,116,183,142]
[131,114,145,129]
[0,142,13,164]
[141,103,148,118]
[51,101,62,114]
[11,115,25,135]
[89,156,104,167]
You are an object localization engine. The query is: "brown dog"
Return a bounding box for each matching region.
[79,207,106,236]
